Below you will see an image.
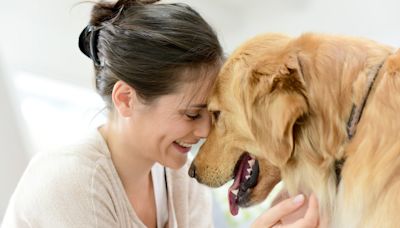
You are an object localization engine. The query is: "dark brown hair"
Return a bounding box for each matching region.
[79,0,223,108]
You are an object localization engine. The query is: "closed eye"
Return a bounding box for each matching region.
[186,113,201,120]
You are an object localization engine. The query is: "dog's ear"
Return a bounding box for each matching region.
[250,54,308,167]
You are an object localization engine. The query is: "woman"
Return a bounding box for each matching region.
[3,0,222,227]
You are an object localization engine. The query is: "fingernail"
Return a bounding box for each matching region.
[293,194,304,205]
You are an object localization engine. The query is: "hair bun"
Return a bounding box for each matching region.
[90,0,160,26]
[80,0,161,65]
[90,2,118,26]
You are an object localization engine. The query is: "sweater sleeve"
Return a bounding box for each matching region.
[1,152,119,228]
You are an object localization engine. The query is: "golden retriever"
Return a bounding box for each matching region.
[189,33,400,227]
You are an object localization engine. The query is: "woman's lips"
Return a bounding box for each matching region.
[173,142,191,154]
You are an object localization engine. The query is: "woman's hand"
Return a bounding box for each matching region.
[251,193,319,228]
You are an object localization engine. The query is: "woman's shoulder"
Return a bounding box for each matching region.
[3,131,122,227]
[6,131,119,217]
[28,130,110,174]
[15,130,114,199]
[38,128,110,163]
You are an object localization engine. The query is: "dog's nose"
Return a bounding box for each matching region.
[188,163,196,178]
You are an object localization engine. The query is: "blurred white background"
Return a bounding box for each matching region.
[1,0,400,226]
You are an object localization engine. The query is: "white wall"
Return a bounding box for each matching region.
[0,58,29,218]
[176,0,400,53]
[0,0,94,88]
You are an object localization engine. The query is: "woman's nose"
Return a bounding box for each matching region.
[193,114,211,138]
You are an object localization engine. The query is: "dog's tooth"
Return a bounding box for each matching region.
[247,168,252,174]
[245,175,251,180]
[231,189,239,196]
[248,159,255,167]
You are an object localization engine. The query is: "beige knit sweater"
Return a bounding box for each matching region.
[1,130,213,228]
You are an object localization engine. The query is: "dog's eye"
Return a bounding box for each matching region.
[212,111,221,122]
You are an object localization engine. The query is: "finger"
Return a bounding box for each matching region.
[254,194,305,227]
[304,193,319,224]
[289,193,319,228]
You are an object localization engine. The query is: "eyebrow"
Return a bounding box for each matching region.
[188,104,207,108]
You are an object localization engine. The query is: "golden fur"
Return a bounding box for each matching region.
[190,33,400,227]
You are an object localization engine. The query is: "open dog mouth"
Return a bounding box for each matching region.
[228,152,259,216]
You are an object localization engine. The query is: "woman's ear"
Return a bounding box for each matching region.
[112,80,135,117]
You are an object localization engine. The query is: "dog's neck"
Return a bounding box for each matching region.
[283,39,392,218]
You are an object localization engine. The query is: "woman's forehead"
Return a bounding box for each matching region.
[177,80,213,106]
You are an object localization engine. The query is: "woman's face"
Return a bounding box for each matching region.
[128,80,213,169]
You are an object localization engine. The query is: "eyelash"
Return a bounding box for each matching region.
[186,113,201,120]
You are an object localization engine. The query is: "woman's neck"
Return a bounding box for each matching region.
[99,123,155,193]
[99,123,158,227]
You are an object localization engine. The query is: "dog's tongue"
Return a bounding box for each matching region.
[228,155,249,216]
[228,177,241,215]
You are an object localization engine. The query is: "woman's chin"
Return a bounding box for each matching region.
[160,155,188,170]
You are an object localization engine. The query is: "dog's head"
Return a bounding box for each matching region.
[190,33,311,215]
